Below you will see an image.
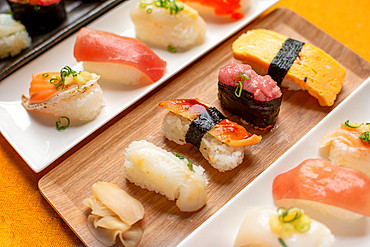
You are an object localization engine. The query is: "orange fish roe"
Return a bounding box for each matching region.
[187,0,244,20]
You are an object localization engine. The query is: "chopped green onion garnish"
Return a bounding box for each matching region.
[42,73,49,78]
[344,120,361,128]
[140,0,184,15]
[56,116,70,130]
[233,71,251,97]
[167,45,177,53]
[49,66,78,91]
[360,131,370,145]
[173,153,194,172]
[278,237,288,247]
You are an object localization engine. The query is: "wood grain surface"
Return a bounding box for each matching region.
[39,8,370,247]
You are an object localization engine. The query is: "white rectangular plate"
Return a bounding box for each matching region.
[0,0,279,172]
[177,76,370,246]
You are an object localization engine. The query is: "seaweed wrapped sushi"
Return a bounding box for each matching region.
[218,61,282,130]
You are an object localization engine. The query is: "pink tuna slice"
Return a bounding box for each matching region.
[272,158,370,216]
[74,27,167,83]
[218,61,281,101]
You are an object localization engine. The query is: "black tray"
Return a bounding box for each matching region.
[0,0,126,81]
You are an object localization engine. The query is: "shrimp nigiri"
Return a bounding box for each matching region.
[123,140,207,212]
[272,158,370,221]
[320,120,370,176]
[22,66,104,121]
[159,99,262,172]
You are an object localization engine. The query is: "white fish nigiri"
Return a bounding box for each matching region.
[320,120,370,176]
[123,140,207,212]
[130,0,207,51]
[83,181,144,247]
[234,206,335,247]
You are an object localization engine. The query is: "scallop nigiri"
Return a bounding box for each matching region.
[159,99,262,171]
[74,27,167,85]
[123,140,207,212]
[130,0,206,51]
[272,158,370,221]
[320,120,370,176]
[22,66,104,121]
[183,0,250,21]
[234,206,335,247]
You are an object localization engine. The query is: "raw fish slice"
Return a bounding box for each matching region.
[234,206,334,247]
[159,99,262,147]
[272,158,370,220]
[74,27,167,84]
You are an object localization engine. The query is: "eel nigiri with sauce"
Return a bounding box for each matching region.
[22,66,104,121]
[273,158,370,221]
[159,99,262,172]
[74,27,167,85]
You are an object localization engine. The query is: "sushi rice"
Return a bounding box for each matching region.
[161,112,244,172]
[0,14,31,59]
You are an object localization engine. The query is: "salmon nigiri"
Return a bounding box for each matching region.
[320,120,370,176]
[159,99,262,171]
[272,158,370,221]
[74,27,167,85]
[22,66,104,121]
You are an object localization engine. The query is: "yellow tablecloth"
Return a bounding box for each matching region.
[1,0,369,246]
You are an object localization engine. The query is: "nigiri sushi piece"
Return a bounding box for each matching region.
[183,0,250,21]
[0,14,31,59]
[123,140,207,212]
[22,66,104,121]
[159,99,262,171]
[7,0,66,35]
[232,29,346,106]
[218,61,282,130]
[74,27,167,85]
[130,0,207,51]
[234,206,335,247]
[83,181,144,247]
[320,120,370,176]
[272,158,370,221]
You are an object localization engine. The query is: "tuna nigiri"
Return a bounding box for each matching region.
[123,140,207,212]
[320,120,370,176]
[22,66,104,121]
[130,0,206,52]
[218,61,282,130]
[159,99,262,171]
[183,0,250,21]
[74,27,167,85]
[234,206,334,247]
[272,158,370,221]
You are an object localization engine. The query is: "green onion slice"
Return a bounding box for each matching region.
[360,131,370,145]
[167,45,177,53]
[344,120,361,128]
[56,116,70,130]
[140,0,184,15]
[42,73,49,78]
[278,237,288,247]
[173,153,194,172]
[49,66,78,91]
[233,71,251,98]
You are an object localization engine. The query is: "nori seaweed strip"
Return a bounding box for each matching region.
[185,107,226,148]
[218,81,282,129]
[268,38,305,85]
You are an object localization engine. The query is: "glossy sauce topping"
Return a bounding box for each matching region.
[186,0,244,20]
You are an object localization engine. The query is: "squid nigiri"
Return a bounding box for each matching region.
[320,120,370,176]
[272,158,370,221]
[234,206,335,247]
[123,140,207,212]
[74,27,167,85]
[130,0,207,51]
[159,99,262,171]
[22,66,104,121]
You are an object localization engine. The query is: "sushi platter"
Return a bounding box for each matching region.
[0,0,127,81]
[0,0,279,173]
[37,6,370,247]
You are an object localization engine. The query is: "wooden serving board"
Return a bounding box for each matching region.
[39,8,370,247]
